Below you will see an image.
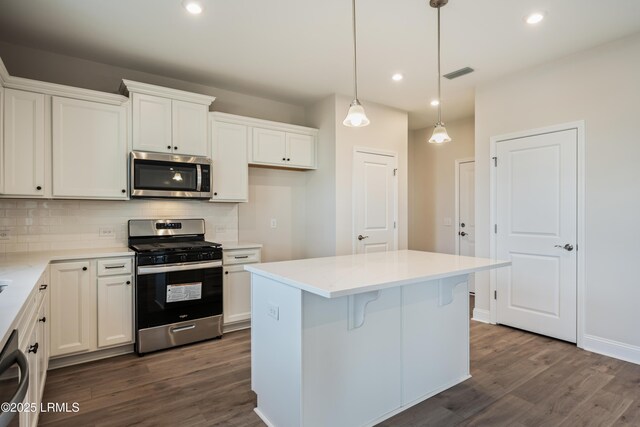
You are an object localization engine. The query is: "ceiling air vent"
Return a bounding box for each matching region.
[443,67,474,80]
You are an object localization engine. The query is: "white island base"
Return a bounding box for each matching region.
[250,272,472,426]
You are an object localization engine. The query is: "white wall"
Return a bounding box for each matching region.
[334,94,409,255]
[409,117,475,253]
[475,33,640,359]
[0,199,238,253]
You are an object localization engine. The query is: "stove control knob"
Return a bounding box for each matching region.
[179,254,188,262]
[154,256,165,264]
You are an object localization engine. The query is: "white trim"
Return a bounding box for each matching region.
[454,157,475,256]
[211,111,318,136]
[489,121,586,349]
[120,79,215,106]
[48,344,134,370]
[352,147,399,255]
[472,308,491,324]
[0,57,127,106]
[583,335,640,365]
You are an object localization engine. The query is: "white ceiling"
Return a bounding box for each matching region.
[1,0,639,129]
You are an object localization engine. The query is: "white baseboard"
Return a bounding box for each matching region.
[472,308,491,324]
[49,344,134,370]
[583,334,640,365]
[223,319,251,333]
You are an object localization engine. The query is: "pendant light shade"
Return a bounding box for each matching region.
[428,123,451,144]
[343,99,370,127]
[428,0,451,143]
[344,0,369,127]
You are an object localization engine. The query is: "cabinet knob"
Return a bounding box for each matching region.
[28,343,39,354]
[39,317,46,323]
[282,157,286,161]
[82,266,88,271]
[126,280,131,285]
[122,189,126,194]
[167,145,172,150]
[174,146,178,150]
[287,158,290,161]
[213,192,218,196]
[39,284,48,291]
[36,186,42,191]
[225,271,229,275]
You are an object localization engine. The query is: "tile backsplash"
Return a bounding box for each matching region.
[0,199,238,253]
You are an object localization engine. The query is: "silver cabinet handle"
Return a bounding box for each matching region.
[357,235,369,241]
[554,244,574,252]
[105,265,126,269]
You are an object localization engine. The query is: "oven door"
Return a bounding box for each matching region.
[130,151,211,199]
[136,261,223,329]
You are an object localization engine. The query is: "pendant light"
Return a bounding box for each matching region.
[343,0,370,127]
[428,0,451,143]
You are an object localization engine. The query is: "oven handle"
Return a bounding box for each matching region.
[0,349,29,426]
[137,260,222,275]
[196,164,202,192]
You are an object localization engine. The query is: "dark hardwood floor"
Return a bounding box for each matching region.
[40,299,640,426]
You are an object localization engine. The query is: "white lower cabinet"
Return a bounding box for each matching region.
[49,261,93,357]
[222,246,261,330]
[97,275,133,348]
[50,256,134,358]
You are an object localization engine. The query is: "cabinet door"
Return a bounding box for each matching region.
[97,275,133,348]
[132,93,173,153]
[211,119,248,202]
[223,265,252,324]
[52,97,128,199]
[251,128,287,165]
[286,133,315,168]
[172,100,208,156]
[2,89,45,196]
[50,261,93,357]
[19,323,38,427]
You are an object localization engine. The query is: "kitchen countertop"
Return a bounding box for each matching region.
[220,242,262,250]
[245,249,510,298]
[0,247,133,349]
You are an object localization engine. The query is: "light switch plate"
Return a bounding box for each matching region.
[99,227,116,238]
[267,303,279,320]
[443,217,452,226]
[270,218,277,229]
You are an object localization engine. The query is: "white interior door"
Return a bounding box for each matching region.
[457,160,475,292]
[496,129,577,342]
[353,150,397,254]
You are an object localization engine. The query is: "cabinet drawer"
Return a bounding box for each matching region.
[223,249,261,265]
[97,258,133,276]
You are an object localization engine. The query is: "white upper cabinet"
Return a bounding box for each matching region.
[52,96,128,199]
[132,93,173,154]
[286,133,315,168]
[173,100,208,156]
[210,116,248,202]
[252,128,288,165]
[122,80,215,157]
[2,88,46,196]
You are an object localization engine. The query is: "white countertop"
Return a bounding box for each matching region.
[0,247,133,349]
[221,242,263,250]
[245,250,510,298]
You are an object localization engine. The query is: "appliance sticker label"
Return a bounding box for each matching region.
[166,282,202,303]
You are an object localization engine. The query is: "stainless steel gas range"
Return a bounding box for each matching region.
[128,219,223,355]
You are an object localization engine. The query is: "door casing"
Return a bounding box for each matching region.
[489,121,586,348]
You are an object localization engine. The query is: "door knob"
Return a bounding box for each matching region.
[554,244,574,252]
[357,235,369,241]
[459,231,467,236]
[460,223,465,228]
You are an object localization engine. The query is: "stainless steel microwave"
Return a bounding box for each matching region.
[130,151,212,199]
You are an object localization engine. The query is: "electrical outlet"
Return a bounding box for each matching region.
[0,229,11,240]
[99,227,116,238]
[270,218,277,229]
[267,303,279,320]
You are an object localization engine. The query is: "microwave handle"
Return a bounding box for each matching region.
[196,165,202,192]
[0,349,29,426]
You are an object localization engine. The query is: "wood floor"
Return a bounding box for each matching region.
[40,307,640,426]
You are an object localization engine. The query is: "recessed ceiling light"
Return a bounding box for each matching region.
[183,0,203,14]
[392,73,404,81]
[430,99,440,107]
[525,12,544,25]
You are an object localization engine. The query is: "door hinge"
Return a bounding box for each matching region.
[393,168,397,176]
[492,157,497,167]
[494,224,497,234]
[494,290,497,300]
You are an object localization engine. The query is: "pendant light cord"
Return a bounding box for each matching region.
[352,0,359,100]
[437,5,442,124]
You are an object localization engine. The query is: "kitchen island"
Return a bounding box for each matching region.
[245,250,510,427]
